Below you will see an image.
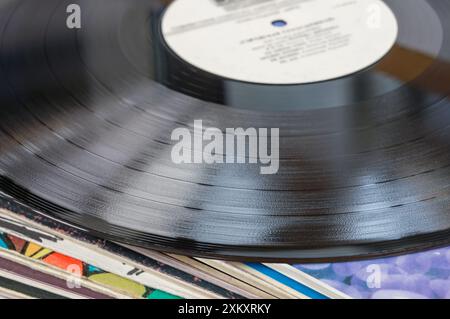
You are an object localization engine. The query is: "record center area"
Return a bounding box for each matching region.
[161,0,399,85]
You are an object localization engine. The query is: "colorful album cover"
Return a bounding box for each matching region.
[0,194,241,299]
[0,231,180,299]
[295,248,450,299]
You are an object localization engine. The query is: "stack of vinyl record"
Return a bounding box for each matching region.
[0,0,449,299]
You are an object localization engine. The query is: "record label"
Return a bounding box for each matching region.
[161,0,399,84]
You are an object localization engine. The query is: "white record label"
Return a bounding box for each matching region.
[161,0,398,85]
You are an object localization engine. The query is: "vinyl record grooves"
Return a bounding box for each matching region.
[0,0,450,262]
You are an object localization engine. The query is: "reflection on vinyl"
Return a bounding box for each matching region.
[0,0,450,262]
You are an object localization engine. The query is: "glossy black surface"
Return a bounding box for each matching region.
[0,0,450,262]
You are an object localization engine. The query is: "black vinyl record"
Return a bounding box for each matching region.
[0,0,450,262]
